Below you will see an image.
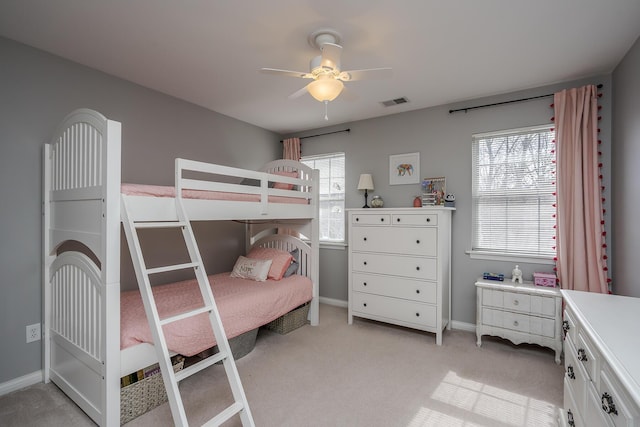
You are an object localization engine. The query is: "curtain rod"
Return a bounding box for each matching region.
[448,84,603,114]
[280,128,350,143]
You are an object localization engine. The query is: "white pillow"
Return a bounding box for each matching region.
[230,256,272,282]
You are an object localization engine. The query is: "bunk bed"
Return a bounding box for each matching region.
[42,109,319,426]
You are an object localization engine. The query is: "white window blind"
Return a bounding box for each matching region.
[472,125,556,258]
[301,152,345,242]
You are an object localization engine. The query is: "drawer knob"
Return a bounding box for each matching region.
[426,218,431,222]
[601,392,618,416]
[567,410,575,426]
[416,313,420,317]
[513,300,519,306]
[562,320,570,338]
[363,282,367,286]
[566,365,575,380]
[416,266,420,271]
[577,348,588,362]
[364,261,367,266]
[416,289,420,294]
[416,240,420,244]
[363,237,367,241]
[397,218,401,222]
[356,217,360,222]
[513,320,519,327]
[380,218,385,222]
[363,303,367,307]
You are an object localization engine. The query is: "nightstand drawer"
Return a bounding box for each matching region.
[352,273,436,304]
[352,292,437,328]
[481,308,555,337]
[351,226,437,256]
[482,288,531,313]
[352,252,436,280]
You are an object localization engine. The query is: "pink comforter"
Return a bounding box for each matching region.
[122,183,309,204]
[120,272,312,356]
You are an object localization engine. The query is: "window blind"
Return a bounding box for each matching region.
[472,125,556,258]
[301,152,345,242]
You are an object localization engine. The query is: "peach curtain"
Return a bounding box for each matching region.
[283,137,301,161]
[554,85,608,293]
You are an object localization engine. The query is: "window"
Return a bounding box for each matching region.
[301,152,345,243]
[471,125,556,260]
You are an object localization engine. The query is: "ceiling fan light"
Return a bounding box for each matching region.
[307,78,344,102]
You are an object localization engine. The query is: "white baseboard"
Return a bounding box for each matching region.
[451,320,476,332]
[0,370,42,397]
[319,296,348,308]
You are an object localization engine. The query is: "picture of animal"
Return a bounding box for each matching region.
[397,163,414,176]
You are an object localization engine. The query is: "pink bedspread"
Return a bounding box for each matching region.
[120,272,312,356]
[122,183,308,204]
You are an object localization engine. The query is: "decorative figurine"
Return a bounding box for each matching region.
[444,193,456,207]
[371,195,384,208]
[512,265,523,284]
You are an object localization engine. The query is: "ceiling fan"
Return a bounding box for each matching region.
[260,29,392,119]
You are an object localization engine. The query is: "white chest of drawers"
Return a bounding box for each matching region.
[475,279,563,364]
[347,207,453,345]
[560,290,640,427]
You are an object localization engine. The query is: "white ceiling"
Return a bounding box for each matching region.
[1,1,639,134]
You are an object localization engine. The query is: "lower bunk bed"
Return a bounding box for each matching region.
[42,109,320,426]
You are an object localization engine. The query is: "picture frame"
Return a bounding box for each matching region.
[389,152,420,185]
[421,176,446,206]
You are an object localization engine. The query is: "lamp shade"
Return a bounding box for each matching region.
[307,76,344,102]
[357,174,374,191]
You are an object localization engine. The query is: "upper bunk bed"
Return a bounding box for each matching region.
[42,108,320,426]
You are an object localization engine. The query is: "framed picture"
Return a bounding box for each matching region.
[389,152,420,185]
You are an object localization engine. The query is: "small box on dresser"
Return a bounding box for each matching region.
[347,207,454,345]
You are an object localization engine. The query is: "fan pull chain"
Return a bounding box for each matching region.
[323,100,329,121]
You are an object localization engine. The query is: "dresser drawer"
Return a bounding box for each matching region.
[599,363,639,427]
[565,338,588,418]
[576,331,599,383]
[352,273,436,304]
[352,252,436,280]
[351,226,437,256]
[585,383,615,427]
[391,213,438,226]
[352,214,390,225]
[352,292,437,328]
[563,377,585,427]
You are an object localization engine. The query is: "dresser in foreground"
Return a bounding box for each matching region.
[561,290,640,426]
[347,207,453,345]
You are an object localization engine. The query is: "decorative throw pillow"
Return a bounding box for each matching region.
[283,248,300,278]
[230,256,272,282]
[272,170,298,190]
[246,247,293,281]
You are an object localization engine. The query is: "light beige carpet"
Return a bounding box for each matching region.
[0,304,564,426]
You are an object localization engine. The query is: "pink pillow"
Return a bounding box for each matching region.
[272,170,297,190]
[247,247,293,281]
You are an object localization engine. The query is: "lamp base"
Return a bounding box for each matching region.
[362,190,370,208]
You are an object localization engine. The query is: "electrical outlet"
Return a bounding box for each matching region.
[26,323,41,343]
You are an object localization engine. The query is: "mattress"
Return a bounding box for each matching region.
[120,272,312,356]
[122,183,309,204]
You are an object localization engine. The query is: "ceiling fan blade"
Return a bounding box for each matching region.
[288,84,310,100]
[338,67,393,81]
[320,43,342,70]
[260,68,313,79]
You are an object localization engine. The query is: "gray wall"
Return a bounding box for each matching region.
[0,37,279,384]
[297,76,613,326]
[612,36,640,297]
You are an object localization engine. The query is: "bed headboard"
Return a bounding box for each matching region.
[251,234,312,279]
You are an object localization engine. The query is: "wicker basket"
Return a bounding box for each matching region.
[264,303,310,334]
[120,360,184,424]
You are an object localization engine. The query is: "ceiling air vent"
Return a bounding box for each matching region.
[381,97,409,107]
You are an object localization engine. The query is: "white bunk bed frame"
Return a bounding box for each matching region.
[42,109,319,426]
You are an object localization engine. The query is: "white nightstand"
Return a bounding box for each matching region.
[475,278,562,364]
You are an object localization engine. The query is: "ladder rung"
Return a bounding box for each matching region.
[202,402,244,427]
[134,221,188,229]
[146,262,199,275]
[160,305,214,326]
[174,350,228,382]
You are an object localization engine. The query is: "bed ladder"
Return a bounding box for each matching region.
[121,197,255,427]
